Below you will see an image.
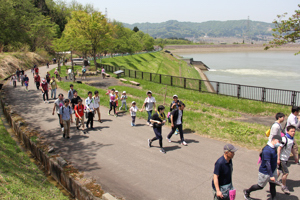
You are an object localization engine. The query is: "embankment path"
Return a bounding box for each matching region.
[4,64,300,200]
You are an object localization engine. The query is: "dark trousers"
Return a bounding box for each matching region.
[86,112,94,128]
[57,114,63,128]
[36,82,40,90]
[42,90,49,101]
[147,110,152,123]
[131,116,136,123]
[151,127,163,148]
[13,81,16,87]
[167,124,184,142]
[246,183,276,199]
[109,102,116,114]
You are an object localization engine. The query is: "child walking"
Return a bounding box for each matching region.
[11,74,17,87]
[23,74,29,91]
[130,101,138,126]
[119,91,128,111]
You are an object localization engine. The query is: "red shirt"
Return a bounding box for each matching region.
[75,104,84,117]
[34,68,39,73]
[40,82,48,91]
[34,75,40,82]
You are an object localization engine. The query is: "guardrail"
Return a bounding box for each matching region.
[97,64,300,107]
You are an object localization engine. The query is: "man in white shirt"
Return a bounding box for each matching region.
[268,112,285,143]
[68,68,72,80]
[286,106,300,132]
[277,125,299,195]
[85,91,95,129]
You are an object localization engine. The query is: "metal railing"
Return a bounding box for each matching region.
[97,64,300,106]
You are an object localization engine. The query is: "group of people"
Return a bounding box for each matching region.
[33,71,58,103]
[11,68,29,90]
[212,106,300,200]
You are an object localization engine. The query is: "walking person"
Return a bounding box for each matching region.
[16,68,20,82]
[50,76,57,99]
[74,99,85,132]
[59,99,73,139]
[23,74,29,91]
[68,68,72,80]
[46,72,51,84]
[34,65,39,75]
[46,62,49,68]
[40,79,49,103]
[166,101,187,146]
[71,90,81,113]
[106,89,117,117]
[212,144,238,200]
[141,91,156,126]
[101,67,105,79]
[277,125,299,195]
[68,84,74,100]
[34,73,41,90]
[169,94,180,135]
[20,68,24,76]
[119,91,128,111]
[11,74,17,87]
[130,101,138,126]
[268,112,285,143]
[54,68,59,78]
[52,93,64,132]
[20,73,25,86]
[148,105,166,154]
[243,135,282,200]
[85,91,95,129]
[93,91,102,122]
[82,66,86,79]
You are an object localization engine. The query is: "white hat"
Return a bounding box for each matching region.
[173,94,178,98]
[123,91,126,93]
[132,101,136,104]
[147,90,152,94]
[115,90,119,92]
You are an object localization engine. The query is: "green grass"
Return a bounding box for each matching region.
[99,52,201,80]
[0,119,68,199]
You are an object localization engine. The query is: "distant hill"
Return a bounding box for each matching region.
[123,20,274,39]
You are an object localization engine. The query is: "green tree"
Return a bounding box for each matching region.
[265,4,300,54]
[133,26,139,32]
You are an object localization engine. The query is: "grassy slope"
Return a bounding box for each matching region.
[100,52,201,79]
[49,66,297,150]
[0,119,68,199]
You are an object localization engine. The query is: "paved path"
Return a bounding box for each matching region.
[4,64,300,200]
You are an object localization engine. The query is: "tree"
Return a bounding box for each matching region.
[133,26,139,32]
[64,11,111,66]
[265,4,300,54]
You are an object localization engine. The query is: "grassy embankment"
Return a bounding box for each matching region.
[0,118,68,199]
[49,52,296,150]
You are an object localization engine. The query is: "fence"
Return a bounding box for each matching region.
[97,64,300,107]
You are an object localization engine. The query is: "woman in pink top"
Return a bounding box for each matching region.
[106,89,117,117]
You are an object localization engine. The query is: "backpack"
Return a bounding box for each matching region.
[82,68,86,73]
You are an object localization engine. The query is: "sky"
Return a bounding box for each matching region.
[66,0,299,24]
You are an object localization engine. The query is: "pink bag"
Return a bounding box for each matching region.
[229,189,236,200]
[281,132,285,137]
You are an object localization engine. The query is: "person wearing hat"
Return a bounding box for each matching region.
[212,144,238,200]
[243,135,283,200]
[141,91,156,126]
[166,101,187,146]
[119,91,128,111]
[40,78,49,103]
[130,101,138,126]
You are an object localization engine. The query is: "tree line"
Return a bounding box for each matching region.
[0,0,155,64]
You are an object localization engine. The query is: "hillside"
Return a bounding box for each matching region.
[100,52,201,79]
[123,20,274,39]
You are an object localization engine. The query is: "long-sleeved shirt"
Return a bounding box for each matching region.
[286,113,300,131]
[85,97,95,112]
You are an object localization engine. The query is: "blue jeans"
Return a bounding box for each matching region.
[51,88,56,98]
[147,110,152,123]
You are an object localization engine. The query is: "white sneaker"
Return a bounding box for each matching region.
[166,137,171,143]
[182,141,187,146]
[149,124,153,127]
[62,127,64,132]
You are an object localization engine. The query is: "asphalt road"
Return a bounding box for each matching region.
[4,64,300,200]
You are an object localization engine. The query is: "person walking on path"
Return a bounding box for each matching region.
[277,125,299,195]
[54,68,59,78]
[75,99,85,132]
[68,84,74,101]
[68,68,72,80]
[20,73,24,86]
[23,74,29,91]
[212,144,238,200]
[106,89,117,117]
[148,105,166,154]
[34,73,41,90]
[243,135,282,200]
[52,93,65,132]
[119,91,128,111]
[130,101,138,126]
[46,72,51,84]
[85,91,95,129]
[268,112,285,143]
[60,99,73,139]
[93,91,102,122]
[50,76,57,99]
[169,94,180,135]
[40,78,49,103]
[285,106,300,161]
[71,90,81,113]
[82,66,86,79]
[34,65,39,75]
[16,68,20,82]
[20,68,24,76]
[166,101,187,146]
[11,74,17,87]
[101,67,105,79]
[141,91,156,126]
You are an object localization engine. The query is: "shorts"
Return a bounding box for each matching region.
[257,171,278,188]
[278,160,289,174]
